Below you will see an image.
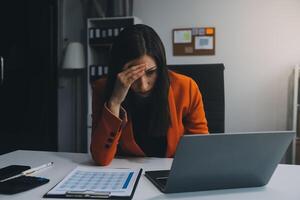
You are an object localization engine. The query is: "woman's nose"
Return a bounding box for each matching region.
[137,76,149,92]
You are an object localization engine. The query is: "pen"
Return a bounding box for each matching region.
[22,162,54,175]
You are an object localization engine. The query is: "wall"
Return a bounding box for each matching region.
[133,0,300,132]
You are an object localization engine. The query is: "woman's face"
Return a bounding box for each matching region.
[124,55,158,97]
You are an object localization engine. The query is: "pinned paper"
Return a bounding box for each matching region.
[174,30,192,44]
[195,36,213,50]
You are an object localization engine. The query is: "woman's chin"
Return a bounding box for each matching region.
[135,91,152,97]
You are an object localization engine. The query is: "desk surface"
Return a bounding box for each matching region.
[1,150,300,200]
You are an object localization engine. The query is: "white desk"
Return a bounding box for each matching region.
[1,150,300,200]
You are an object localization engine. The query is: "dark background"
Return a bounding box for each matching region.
[0,0,58,154]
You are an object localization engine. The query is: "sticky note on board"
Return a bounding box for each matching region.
[205,28,214,35]
[198,28,205,35]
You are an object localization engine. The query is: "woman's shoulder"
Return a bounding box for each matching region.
[168,70,198,89]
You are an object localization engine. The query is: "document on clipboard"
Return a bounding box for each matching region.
[44,166,142,199]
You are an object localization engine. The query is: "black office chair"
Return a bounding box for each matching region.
[168,64,225,133]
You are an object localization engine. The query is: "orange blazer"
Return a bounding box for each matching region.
[90,70,209,166]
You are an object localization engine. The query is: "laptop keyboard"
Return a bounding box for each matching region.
[145,170,170,187]
[156,176,168,186]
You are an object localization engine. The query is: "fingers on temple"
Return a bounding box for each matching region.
[126,68,145,84]
[116,64,146,87]
[117,67,144,86]
[123,63,146,76]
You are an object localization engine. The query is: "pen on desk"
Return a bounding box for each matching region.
[22,162,54,175]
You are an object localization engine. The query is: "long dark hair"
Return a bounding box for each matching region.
[104,24,170,137]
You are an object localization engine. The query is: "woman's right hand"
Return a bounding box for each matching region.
[107,63,146,117]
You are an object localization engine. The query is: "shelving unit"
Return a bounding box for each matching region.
[86,17,141,153]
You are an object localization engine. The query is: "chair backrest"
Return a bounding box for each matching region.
[168,63,225,133]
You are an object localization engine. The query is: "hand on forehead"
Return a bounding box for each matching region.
[123,55,157,71]
[123,63,157,71]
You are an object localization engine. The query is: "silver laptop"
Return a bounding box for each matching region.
[145,131,295,193]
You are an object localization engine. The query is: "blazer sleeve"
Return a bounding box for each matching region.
[184,79,209,134]
[90,80,127,166]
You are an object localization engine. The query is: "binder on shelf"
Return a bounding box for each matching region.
[103,66,109,75]
[89,65,109,82]
[89,28,94,39]
[114,28,119,37]
[108,29,113,37]
[95,28,100,38]
[43,166,142,199]
[89,65,97,82]
[97,66,103,76]
[101,30,107,38]
[90,65,96,76]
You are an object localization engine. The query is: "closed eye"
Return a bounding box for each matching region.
[145,67,157,76]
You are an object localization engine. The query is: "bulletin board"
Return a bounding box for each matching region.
[173,27,215,56]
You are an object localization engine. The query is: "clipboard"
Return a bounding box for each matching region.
[43,166,142,199]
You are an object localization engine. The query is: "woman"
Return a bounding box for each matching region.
[91,24,208,166]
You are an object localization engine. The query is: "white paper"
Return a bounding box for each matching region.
[174,30,192,44]
[47,166,141,197]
